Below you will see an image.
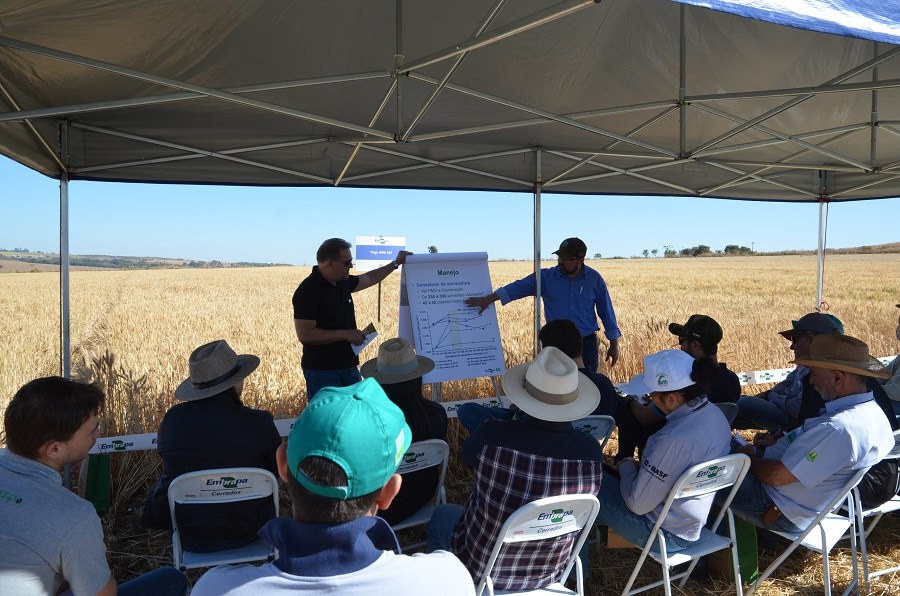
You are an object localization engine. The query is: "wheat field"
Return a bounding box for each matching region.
[1,254,899,594]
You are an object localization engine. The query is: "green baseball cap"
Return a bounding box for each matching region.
[287,378,412,500]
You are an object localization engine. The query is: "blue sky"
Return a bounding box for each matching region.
[1,155,899,265]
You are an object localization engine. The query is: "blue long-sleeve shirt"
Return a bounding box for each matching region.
[495,265,621,340]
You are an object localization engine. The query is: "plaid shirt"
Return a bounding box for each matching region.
[451,445,603,590]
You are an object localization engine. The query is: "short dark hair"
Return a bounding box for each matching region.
[4,377,105,459]
[287,456,380,524]
[316,238,351,263]
[538,319,583,358]
[663,357,721,401]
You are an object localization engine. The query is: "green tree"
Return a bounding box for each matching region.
[428,245,438,253]
[593,252,602,259]
[651,249,658,258]
[642,249,649,258]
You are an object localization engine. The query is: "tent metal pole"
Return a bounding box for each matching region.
[0,71,392,125]
[679,4,686,157]
[871,43,879,168]
[816,200,827,310]
[686,78,900,103]
[0,36,394,140]
[59,121,71,379]
[534,149,542,357]
[406,72,676,156]
[395,0,404,138]
[402,0,507,140]
[399,0,597,74]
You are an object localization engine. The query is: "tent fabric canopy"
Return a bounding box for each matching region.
[1,0,900,202]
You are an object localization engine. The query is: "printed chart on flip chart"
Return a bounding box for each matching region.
[399,252,505,383]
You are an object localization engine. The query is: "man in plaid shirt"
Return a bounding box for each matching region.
[427,347,605,590]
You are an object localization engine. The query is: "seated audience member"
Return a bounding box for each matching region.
[192,379,474,595]
[142,340,282,552]
[427,347,604,591]
[360,337,448,525]
[0,377,187,596]
[879,303,900,416]
[596,350,731,552]
[616,314,737,461]
[725,335,893,533]
[456,319,620,433]
[734,312,842,431]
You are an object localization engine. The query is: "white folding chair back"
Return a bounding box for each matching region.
[390,439,450,548]
[477,494,600,596]
[622,453,752,596]
[573,415,616,451]
[167,467,278,570]
[747,466,869,596]
[852,429,900,592]
[715,402,739,425]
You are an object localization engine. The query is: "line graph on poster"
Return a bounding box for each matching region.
[416,308,500,353]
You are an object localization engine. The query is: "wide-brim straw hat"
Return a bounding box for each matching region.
[174,339,260,401]
[501,347,600,422]
[360,338,435,384]
[793,334,889,379]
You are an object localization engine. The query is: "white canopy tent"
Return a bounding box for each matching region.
[1,0,898,373]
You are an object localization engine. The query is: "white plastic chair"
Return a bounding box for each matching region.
[715,402,739,425]
[620,453,751,596]
[746,466,868,596]
[851,429,900,591]
[167,467,278,570]
[572,415,616,451]
[390,439,450,550]
[476,494,600,596]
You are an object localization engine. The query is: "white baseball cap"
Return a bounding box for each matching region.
[622,349,695,396]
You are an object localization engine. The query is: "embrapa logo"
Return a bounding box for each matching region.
[656,373,668,387]
[206,477,248,489]
[0,488,23,504]
[538,508,572,523]
[98,439,134,451]
[403,451,424,464]
[696,465,723,479]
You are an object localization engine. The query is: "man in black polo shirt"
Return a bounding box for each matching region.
[293,238,410,400]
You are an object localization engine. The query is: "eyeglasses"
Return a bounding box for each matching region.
[332,258,353,268]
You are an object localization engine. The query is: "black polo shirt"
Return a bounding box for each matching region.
[292,266,360,370]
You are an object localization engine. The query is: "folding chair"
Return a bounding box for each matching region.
[746,467,868,596]
[851,429,900,590]
[621,453,751,596]
[390,439,450,550]
[167,467,278,570]
[715,402,739,425]
[573,415,616,451]
[476,493,600,596]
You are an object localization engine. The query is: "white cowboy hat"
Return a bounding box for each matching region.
[360,338,435,384]
[174,339,260,401]
[501,347,600,422]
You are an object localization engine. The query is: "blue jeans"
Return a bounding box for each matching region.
[734,395,791,432]
[117,567,188,596]
[426,504,465,553]
[303,367,361,400]
[715,472,802,534]
[594,474,696,554]
[582,333,599,374]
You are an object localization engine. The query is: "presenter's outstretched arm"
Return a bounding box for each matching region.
[356,250,412,291]
[465,293,499,314]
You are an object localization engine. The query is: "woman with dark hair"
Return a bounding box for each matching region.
[596,349,732,553]
[361,338,447,525]
[141,340,282,552]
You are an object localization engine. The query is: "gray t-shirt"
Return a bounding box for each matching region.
[0,449,111,595]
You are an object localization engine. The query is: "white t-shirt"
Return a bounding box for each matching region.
[192,549,474,595]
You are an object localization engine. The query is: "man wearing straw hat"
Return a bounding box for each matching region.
[426,347,604,591]
[727,334,894,532]
[192,379,474,595]
[293,238,411,400]
[141,340,282,551]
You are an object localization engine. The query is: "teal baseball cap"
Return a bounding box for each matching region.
[287,378,412,500]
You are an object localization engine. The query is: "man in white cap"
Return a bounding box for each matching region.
[727,334,894,533]
[427,347,604,591]
[192,379,473,595]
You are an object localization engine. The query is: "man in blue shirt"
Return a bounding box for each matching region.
[465,237,621,372]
